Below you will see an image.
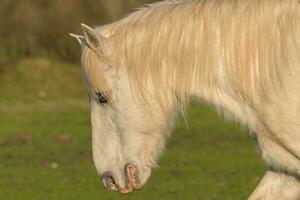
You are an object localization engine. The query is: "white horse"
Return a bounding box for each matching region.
[70,0,300,198]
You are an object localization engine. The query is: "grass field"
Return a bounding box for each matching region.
[0,58,266,200]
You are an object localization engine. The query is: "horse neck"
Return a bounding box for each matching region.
[189,70,258,131]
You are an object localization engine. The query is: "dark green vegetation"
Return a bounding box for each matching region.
[0,58,266,199]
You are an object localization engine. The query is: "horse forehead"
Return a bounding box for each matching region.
[83,52,113,93]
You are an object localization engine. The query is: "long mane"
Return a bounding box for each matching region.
[98,0,299,109]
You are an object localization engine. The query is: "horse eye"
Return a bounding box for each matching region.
[95,92,108,104]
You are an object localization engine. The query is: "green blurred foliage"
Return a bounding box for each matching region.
[0,0,158,70]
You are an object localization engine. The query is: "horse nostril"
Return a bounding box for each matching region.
[106,176,115,187]
[125,164,142,190]
[102,172,119,191]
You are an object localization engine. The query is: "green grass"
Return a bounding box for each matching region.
[0,58,266,200]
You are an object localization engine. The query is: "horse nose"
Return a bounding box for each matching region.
[101,172,119,191]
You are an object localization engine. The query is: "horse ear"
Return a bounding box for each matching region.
[81,23,110,56]
[69,33,85,48]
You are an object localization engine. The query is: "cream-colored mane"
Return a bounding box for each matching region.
[96,0,299,108]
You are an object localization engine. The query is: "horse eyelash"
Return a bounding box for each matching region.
[95,92,108,104]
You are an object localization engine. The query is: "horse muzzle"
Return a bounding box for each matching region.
[101,163,142,194]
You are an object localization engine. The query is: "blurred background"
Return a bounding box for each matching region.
[0,0,265,199]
